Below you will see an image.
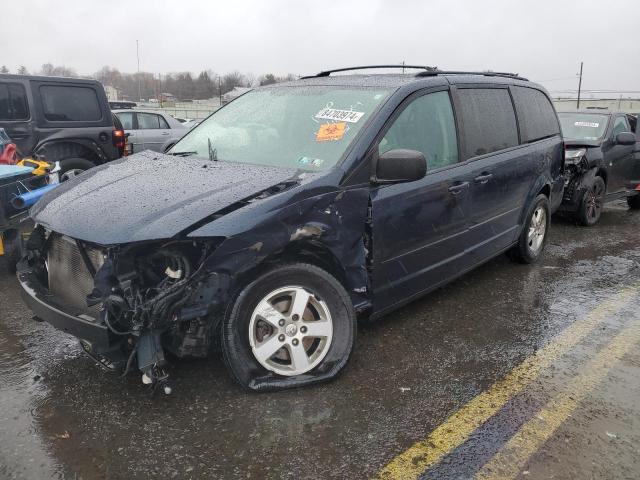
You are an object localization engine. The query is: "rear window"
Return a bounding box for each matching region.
[512,87,560,143]
[457,88,518,159]
[40,85,102,121]
[0,83,29,120]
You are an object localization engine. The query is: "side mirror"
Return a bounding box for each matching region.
[615,131,636,146]
[375,149,427,183]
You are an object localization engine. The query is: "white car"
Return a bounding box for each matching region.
[113,109,188,153]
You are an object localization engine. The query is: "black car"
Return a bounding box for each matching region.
[0,74,126,179]
[17,66,564,393]
[558,110,640,225]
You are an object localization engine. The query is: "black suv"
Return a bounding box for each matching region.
[0,74,126,178]
[18,66,564,393]
[558,110,640,225]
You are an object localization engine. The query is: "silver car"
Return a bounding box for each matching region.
[113,109,188,154]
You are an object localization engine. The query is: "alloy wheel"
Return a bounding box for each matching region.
[586,182,604,221]
[527,205,547,253]
[60,168,85,182]
[248,286,333,376]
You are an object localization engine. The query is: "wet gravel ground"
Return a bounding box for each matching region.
[1,202,639,480]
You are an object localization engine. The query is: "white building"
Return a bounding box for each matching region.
[553,97,640,112]
[103,85,119,102]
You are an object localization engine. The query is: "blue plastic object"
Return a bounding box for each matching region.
[0,165,34,180]
[11,184,58,209]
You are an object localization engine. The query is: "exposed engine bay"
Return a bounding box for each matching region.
[24,226,226,394]
[561,147,593,206]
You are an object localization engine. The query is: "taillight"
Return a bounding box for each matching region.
[113,129,126,155]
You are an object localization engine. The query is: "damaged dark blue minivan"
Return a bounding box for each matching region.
[17,66,564,393]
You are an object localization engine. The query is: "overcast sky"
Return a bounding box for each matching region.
[3,0,639,97]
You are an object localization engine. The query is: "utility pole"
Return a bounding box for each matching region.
[218,76,222,107]
[136,40,141,101]
[576,61,583,109]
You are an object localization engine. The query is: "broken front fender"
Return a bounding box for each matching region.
[189,185,372,310]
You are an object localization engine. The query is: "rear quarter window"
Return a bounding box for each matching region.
[40,85,102,121]
[457,88,519,159]
[0,83,29,120]
[512,86,560,143]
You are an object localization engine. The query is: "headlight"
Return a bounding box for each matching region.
[565,148,586,162]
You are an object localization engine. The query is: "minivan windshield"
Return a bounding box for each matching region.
[169,86,391,171]
[558,113,609,142]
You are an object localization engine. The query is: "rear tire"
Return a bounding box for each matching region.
[576,176,605,226]
[59,158,95,182]
[627,193,640,210]
[221,263,356,391]
[508,194,550,264]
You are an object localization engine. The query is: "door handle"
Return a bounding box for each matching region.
[473,172,493,184]
[448,181,470,195]
[161,132,170,136]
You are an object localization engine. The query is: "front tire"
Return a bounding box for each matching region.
[577,176,605,226]
[509,194,550,264]
[221,263,356,391]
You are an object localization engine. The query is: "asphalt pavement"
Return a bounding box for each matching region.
[1,202,639,480]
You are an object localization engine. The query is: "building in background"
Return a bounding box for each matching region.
[103,85,120,101]
[553,97,640,112]
[222,87,251,105]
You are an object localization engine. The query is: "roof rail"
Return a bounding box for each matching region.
[416,70,528,81]
[301,65,528,81]
[302,65,438,78]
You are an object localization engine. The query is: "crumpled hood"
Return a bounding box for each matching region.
[32,151,301,244]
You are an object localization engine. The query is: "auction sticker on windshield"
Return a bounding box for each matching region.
[575,121,600,128]
[316,122,347,142]
[315,108,364,123]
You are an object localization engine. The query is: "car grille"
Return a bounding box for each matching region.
[47,234,105,317]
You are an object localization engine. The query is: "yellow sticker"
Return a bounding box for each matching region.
[316,122,346,142]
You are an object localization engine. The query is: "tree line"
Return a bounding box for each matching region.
[0,64,297,101]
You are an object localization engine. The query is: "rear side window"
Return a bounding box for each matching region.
[457,88,518,159]
[0,83,29,120]
[512,87,560,143]
[40,85,102,121]
[138,113,168,129]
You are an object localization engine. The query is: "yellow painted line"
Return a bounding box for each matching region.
[375,286,638,480]
[476,317,640,480]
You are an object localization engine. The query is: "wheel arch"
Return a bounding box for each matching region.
[518,175,552,227]
[34,139,101,164]
[230,239,354,305]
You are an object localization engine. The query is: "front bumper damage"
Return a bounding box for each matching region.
[18,268,112,348]
[17,226,227,394]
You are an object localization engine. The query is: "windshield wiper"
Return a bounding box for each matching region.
[170,151,197,157]
[208,138,218,161]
